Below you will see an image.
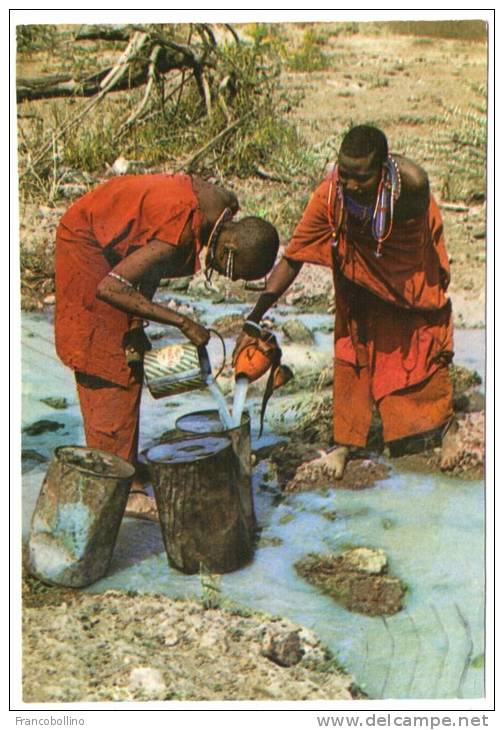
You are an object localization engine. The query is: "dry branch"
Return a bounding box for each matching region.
[254,165,293,184]
[17,34,205,103]
[74,25,133,42]
[439,202,471,212]
[176,111,254,172]
[119,44,162,133]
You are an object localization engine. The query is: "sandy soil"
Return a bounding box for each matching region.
[22,588,356,702]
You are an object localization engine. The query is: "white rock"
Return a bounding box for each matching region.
[340,547,387,575]
[112,156,131,175]
[128,667,166,696]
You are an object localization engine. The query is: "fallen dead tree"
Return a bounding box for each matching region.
[17,24,236,104]
[17,24,245,175]
[17,23,310,201]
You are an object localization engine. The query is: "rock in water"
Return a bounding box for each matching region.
[282,318,315,344]
[23,419,65,436]
[211,313,245,337]
[295,551,406,616]
[40,397,68,410]
[22,449,48,464]
[284,452,390,492]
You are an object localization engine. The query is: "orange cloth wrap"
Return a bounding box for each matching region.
[75,371,143,462]
[284,176,454,445]
[55,173,202,387]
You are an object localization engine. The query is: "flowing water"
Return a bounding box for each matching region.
[231,375,250,428]
[205,374,234,430]
[20,309,486,700]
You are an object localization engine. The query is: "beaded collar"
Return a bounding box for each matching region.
[328,155,402,258]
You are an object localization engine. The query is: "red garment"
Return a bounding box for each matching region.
[75,371,143,462]
[285,177,451,309]
[284,175,454,444]
[55,173,202,387]
[333,360,453,447]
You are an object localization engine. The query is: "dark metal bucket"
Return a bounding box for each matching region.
[28,446,134,587]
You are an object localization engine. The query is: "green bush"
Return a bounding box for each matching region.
[16,25,57,52]
[286,29,331,72]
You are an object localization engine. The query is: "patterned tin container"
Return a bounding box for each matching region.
[144,343,211,398]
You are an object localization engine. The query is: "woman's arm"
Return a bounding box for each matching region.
[232,257,303,362]
[394,155,430,221]
[246,257,303,324]
[96,239,209,346]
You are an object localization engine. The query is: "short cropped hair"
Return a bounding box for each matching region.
[340,125,389,166]
[233,216,280,280]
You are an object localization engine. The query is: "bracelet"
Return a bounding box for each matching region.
[107,271,135,288]
[243,320,262,336]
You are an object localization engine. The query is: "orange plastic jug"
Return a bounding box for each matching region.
[234,331,281,382]
[234,328,293,435]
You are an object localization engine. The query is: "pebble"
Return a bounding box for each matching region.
[282,319,315,345]
[261,623,303,667]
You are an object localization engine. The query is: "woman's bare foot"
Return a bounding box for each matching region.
[440,418,460,471]
[324,446,350,479]
[309,446,350,480]
[125,489,159,522]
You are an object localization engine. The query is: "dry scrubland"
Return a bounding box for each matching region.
[18,20,488,702]
[17,20,487,325]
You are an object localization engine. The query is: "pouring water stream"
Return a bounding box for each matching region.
[205,374,234,430]
[231,375,250,428]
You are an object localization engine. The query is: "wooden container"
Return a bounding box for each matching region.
[146,435,253,574]
[175,409,256,538]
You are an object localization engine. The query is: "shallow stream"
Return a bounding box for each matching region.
[21,305,485,700]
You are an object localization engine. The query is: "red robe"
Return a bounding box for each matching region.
[54,173,203,461]
[284,176,453,444]
[55,173,202,387]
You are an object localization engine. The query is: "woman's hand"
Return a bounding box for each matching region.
[180,317,210,347]
[232,330,257,366]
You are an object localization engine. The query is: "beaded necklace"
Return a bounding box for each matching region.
[327,155,402,258]
[204,207,234,285]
